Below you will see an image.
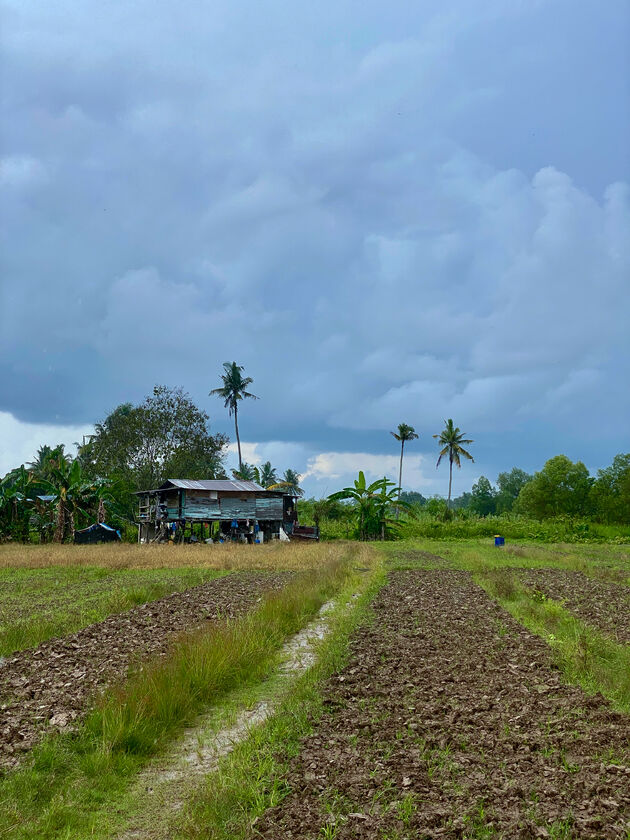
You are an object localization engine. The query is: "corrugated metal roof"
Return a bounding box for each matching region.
[161,479,266,492]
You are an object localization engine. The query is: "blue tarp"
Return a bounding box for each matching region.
[74,522,121,544]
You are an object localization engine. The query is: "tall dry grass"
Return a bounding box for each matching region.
[0,541,351,571]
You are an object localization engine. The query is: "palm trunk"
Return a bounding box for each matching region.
[97,498,106,523]
[234,404,242,472]
[396,440,404,519]
[448,455,453,508]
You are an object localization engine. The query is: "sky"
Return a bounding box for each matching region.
[1,0,629,497]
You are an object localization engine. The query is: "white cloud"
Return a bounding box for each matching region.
[304,451,428,486]
[0,412,93,475]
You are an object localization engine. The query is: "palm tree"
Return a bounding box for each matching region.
[210,362,258,472]
[268,469,304,497]
[0,466,33,542]
[27,444,70,482]
[433,419,474,508]
[390,423,418,512]
[231,462,257,481]
[258,461,278,489]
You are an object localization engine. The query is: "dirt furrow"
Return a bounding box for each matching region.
[518,568,630,644]
[255,570,630,839]
[0,572,290,769]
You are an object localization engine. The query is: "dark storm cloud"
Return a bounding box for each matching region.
[1,0,629,491]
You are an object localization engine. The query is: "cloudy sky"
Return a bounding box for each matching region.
[1,0,629,497]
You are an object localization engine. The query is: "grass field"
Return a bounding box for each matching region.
[0,540,344,570]
[0,538,628,838]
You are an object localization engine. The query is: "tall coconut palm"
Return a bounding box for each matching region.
[258,461,278,489]
[433,419,474,508]
[210,362,258,472]
[268,468,304,497]
[390,423,419,512]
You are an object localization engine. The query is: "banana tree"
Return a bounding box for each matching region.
[0,466,33,542]
[42,460,108,542]
[328,472,411,540]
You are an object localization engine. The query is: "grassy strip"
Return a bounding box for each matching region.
[382,538,630,582]
[0,570,226,656]
[477,568,630,713]
[0,557,353,839]
[174,554,386,840]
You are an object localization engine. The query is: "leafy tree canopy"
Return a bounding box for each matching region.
[80,385,228,492]
[400,490,427,506]
[496,467,532,513]
[515,455,593,519]
[470,475,497,517]
[590,453,630,523]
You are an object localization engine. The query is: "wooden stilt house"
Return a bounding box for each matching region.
[136,479,299,543]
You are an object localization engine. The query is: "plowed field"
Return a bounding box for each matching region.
[255,570,630,839]
[0,571,290,768]
[518,568,630,644]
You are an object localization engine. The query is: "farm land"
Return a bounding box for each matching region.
[0,540,628,838]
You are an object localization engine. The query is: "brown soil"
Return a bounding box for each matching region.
[254,570,630,839]
[0,572,290,769]
[518,569,630,644]
[393,549,451,567]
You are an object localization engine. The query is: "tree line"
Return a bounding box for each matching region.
[396,455,630,524]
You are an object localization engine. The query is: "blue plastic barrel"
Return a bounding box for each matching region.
[494,535,505,547]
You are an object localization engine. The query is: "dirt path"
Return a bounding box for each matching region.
[255,570,630,839]
[116,599,339,840]
[518,568,630,644]
[0,572,290,769]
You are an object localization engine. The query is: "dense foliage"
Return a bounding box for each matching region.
[0,448,117,543]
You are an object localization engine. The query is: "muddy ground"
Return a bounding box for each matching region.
[255,570,630,839]
[518,568,630,644]
[0,572,290,769]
